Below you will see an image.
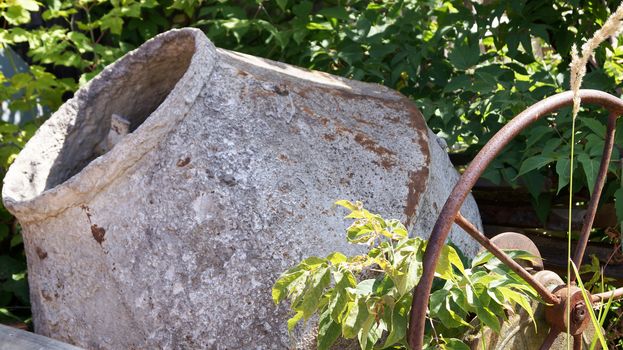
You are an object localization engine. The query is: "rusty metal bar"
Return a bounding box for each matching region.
[574,334,583,350]
[591,286,623,303]
[407,90,623,350]
[455,213,558,303]
[571,112,618,275]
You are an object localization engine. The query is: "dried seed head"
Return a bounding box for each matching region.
[570,3,623,118]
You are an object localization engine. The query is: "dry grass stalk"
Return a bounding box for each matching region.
[567,5,623,349]
[570,3,623,117]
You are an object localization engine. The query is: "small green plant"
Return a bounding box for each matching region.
[0,119,39,326]
[273,200,541,350]
[579,255,623,349]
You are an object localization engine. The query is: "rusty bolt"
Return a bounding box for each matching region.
[545,285,591,335]
[572,302,587,324]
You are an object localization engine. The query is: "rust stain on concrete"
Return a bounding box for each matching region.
[353,114,382,128]
[35,246,48,260]
[296,84,432,220]
[399,101,430,228]
[404,168,429,228]
[91,224,106,244]
[176,157,191,167]
[354,133,397,169]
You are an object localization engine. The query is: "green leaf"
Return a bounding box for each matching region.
[444,338,470,350]
[328,272,355,322]
[578,153,600,195]
[346,223,376,244]
[327,252,347,265]
[499,286,536,329]
[16,0,39,12]
[342,297,370,339]
[67,31,94,53]
[292,1,312,17]
[521,170,546,200]
[584,134,605,157]
[357,308,376,350]
[435,245,463,280]
[7,27,29,43]
[471,250,492,268]
[350,279,375,296]
[275,0,288,11]
[3,276,29,304]
[4,5,30,24]
[450,287,469,314]
[475,304,500,333]
[443,74,471,92]
[0,308,21,323]
[472,70,498,94]
[448,38,480,70]
[300,256,327,267]
[272,268,306,304]
[555,158,571,193]
[136,19,158,41]
[517,155,556,177]
[474,273,503,287]
[100,15,124,35]
[317,306,341,350]
[581,118,606,139]
[430,289,470,328]
[532,193,552,225]
[287,311,304,332]
[319,7,349,21]
[0,255,24,280]
[482,250,541,271]
[294,267,330,319]
[447,245,464,274]
[524,126,553,150]
[0,225,8,242]
[403,249,423,293]
[383,295,409,347]
[306,22,333,31]
[386,219,408,239]
[391,240,423,296]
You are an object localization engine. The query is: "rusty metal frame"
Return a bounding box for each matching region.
[407,90,623,350]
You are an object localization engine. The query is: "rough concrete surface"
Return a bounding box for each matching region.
[3,28,482,349]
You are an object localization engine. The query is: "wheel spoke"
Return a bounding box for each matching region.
[574,334,583,350]
[455,213,558,304]
[591,286,623,303]
[572,112,618,274]
[539,329,561,350]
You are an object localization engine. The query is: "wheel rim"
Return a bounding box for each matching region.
[480,232,544,271]
[407,89,623,350]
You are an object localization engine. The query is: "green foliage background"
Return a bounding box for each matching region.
[2,0,623,335]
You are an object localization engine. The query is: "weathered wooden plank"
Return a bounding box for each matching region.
[0,324,83,350]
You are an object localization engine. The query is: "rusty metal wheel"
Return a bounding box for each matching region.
[407,90,623,350]
[480,232,544,271]
[469,270,602,350]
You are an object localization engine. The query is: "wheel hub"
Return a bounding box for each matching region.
[545,284,591,336]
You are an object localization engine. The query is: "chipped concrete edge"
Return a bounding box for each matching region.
[3,28,215,222]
